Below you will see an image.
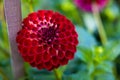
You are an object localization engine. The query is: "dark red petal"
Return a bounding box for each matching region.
[35,54,42,64]
[49,47,57,56]
[43,44,48,50]
[43,61,52,70]
[54,64,60,69]
[42,52,51,62]
[51,56,59,66]
[35,46,44,54]
[16,35,22,43]
[18,38,25,45]
[57,50,65,59]
[18,45,22,52]
[66,44,76,52]
[24,31,30,38]
[31,40,38,46]
[28,12,38,20]
[53,43,59,49]
[23,55,34,63]
[60,45,66,51]
[65,50,74,60]
[30,33,37,38]
[30,62,36,67]
[73,37,79,45]
[20,47,29,56]
[37,63,44,70]
[23,39,32,46]
[22,18,30,27]
[32,27,38,31]
[60,58,68,65]
[28,47,36,56]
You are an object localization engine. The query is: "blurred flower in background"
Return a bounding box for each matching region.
[74,0,108,12]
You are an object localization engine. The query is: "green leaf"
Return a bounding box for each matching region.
[103,41,120,61]
[63,71,90,80]
[95,61,114,73]
[76,47,93,63]
[87,62,95,74]
[94,73,115,80]
[75,26,97,63]
[26,66,55,80]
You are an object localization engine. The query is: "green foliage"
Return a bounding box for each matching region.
[76,27,120,80]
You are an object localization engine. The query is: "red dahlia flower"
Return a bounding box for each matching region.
[74,0,108,12]
[16,10,78,71]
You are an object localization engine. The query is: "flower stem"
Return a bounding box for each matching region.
[29,0,34,13]
[53,69,62,80]
[92,3,107,45]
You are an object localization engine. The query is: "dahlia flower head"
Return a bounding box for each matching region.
[16,10,78,71]
[74,0,108,12]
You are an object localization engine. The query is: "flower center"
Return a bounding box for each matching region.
[38,24,59,44]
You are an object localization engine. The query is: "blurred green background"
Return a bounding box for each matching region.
[0,0,120,80]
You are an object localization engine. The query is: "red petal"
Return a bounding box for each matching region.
[43,61,52,70]
[42,52,51,62]
[32,40,38,46]
[35,54,42,64]
[60,58,68,65]
[51,56,59,66]
[23,39,32,46]
[65,50,74,60]
[57,50,65,59]
[37,63,43,70]
[49,48,56,56]
[30,62,36,67]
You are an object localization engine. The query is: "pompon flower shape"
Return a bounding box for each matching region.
[74,0,108,12]
[16,10,78,71]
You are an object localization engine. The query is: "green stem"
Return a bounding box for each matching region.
[29,0,34,12]
[53,69,62,80]
[92,3,107,45]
